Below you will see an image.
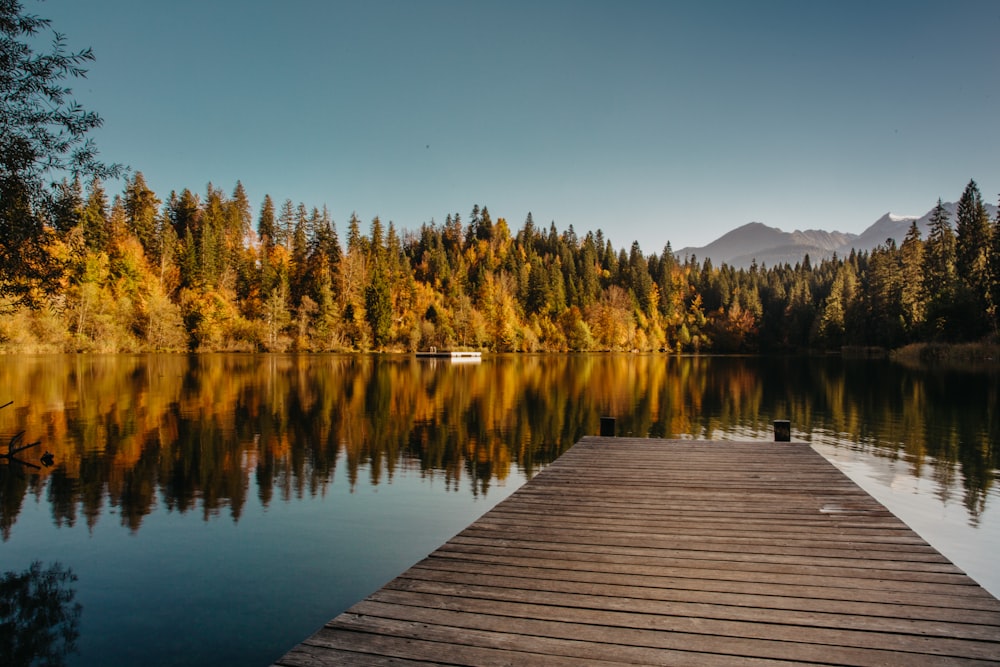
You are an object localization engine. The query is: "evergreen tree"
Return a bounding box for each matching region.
[227,182,255,307]
[922,199,958,339]
[954,180,992,337]
[364,267,392,348]
[229,181,253,245]
[340,213,367,312]
[257,195,276,250]
[346,213,364,254]
[525,256,551,315]
[369,216,385,265]
[80,176,109,251]
[168,189,203,288]
[49,176,84,235]
[123,172,160,260]
[290,204,309,305]
[899,220,925,337]
[861,242,904,347]
[627,241,654,315]
[108,194,127,245]
[277,198,295,250]
[199,183,228,287]
[168,189,201,246]
[991,198,1000,334]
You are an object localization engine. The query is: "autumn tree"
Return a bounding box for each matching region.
[1,1,121,303]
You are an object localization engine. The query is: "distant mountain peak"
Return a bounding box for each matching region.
[674,201,997,270]
[676,222,856,268]
[878,212,919,223]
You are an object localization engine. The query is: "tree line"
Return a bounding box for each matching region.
[0,173,998,354]
[3,2,998,355]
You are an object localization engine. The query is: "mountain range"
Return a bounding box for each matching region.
[675,201,999,269]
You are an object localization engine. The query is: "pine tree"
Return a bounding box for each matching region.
[123,172,160,260]
[954,180,992,337]
[922,199,958,339]
[277,199,295,250]
[364,267,392,348]
[257,195,276,250]
[990,197,1000,335]
[627,241,654,316]
[49,176,84,235]
[346,213,364,255]
[290,203,309,306]
[899,220,925,337]
[526,256,551,315]
[199,183,228,287]
[862,242,903,347]
[815,261,856,348]
[108,195,127,246]
[229,181,253,245]
[340,213,367,313]
[80,176,109,251]
[227,182,255,308]
[369,216,385,265]
[168,189,201,246]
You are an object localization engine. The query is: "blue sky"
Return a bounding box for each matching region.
[41,0,1000,252]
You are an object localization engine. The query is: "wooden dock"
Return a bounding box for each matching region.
[273,437,1000,666]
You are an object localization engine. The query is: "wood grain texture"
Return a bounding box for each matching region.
[274,437,1000,666]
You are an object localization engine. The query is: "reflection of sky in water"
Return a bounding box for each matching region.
[1,353,998,665]
[2,451,527,666]
[810,438,1000,599]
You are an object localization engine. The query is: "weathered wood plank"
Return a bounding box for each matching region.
[272,437,1000,666]
[406,559,1000,611]
[435,541,972,585]
[319,613,825,667]
[384,576,1000,637]
[445,534,966,575]
[335,600,994,666]
[361,590,1000,658]
[426,544,985,594]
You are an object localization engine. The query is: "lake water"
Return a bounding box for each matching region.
[1,353,998,666]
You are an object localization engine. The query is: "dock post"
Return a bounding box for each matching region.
[600,417,616,437]
[774,420,791,442]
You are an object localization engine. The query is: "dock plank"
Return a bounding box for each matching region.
[273,437,1000,666]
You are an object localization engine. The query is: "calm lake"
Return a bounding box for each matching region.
[1,353,998,666]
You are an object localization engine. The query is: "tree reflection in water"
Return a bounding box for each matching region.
[0,353,996,537]
[0,561,81,667]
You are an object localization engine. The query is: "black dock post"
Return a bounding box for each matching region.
[774,420,791,442]
[600,417,616,437]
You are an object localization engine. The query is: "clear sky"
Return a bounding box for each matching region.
[39,0,1000,253]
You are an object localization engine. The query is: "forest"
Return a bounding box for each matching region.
[2,2,998,356]
[1,174,998,355]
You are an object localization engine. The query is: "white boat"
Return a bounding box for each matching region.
[415,349,482,361]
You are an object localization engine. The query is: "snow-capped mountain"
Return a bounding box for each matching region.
[676,202,998,269]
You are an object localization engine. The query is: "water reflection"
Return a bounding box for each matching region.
[0,561,81,667]
[0,354,997,537]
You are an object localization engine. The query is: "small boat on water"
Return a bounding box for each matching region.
[415,348,482,361]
